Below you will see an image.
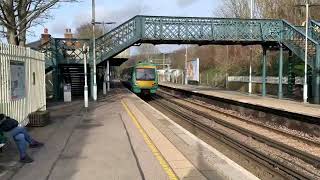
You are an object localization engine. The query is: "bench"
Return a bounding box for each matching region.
[0,132,7,152]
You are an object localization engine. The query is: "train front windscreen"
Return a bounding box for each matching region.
[136,68,155,81]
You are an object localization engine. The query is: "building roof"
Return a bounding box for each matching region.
[27,40,42,50]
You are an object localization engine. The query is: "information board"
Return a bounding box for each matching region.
[10,61,25,100]
[187,58,200,82]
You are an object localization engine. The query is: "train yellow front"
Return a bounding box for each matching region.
[121,62,158,94]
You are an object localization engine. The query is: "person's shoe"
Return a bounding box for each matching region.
[20,155,34,163]
[29,141,44,148]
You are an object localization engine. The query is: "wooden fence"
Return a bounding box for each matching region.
[0,43,46,125]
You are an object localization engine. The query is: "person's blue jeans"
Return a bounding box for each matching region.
[8,126,35,158]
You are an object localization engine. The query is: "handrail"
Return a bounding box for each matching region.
[281,20,318,67]
[311,20,320,42]
[311,20,320,28]
[282,20,319,45]
[96,15,138,40]
[136,15,282,22]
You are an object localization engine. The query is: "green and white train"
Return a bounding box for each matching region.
[121,62,158,94]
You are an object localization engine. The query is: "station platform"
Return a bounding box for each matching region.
[159,82,320,119]
[0,83,257,180]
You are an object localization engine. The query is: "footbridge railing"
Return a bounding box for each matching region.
[311,20,320,43]
[95,15,285,64]
[282,20,319,69]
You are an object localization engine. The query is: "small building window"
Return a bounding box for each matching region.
[32,72,36,85]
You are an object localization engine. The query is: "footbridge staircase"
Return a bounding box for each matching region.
[45,15,320,103]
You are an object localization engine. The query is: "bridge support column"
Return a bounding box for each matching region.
[313,46,320,104]
[107,60,110,92]
[103,66,107,95]
[278,45,283,99]
[90,64,94,99]
[262,47,267,97]
[287,51,294,96]
[52,66,61,100]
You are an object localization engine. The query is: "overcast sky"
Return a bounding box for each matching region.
[28,0,223,53]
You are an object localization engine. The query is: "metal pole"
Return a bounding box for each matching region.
[92,0,97,101]
[102,22,105,35]
[83,44,89,108]
[103,67,107,95]
[262,47,267,96]
[163,53,165,69]
[278,45,283,99]
[184,45,188,85]
[303,1,309,103]
[182,72,184,85]
[107,60,110,91]
[249,0,254,95]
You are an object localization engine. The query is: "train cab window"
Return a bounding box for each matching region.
[136,68,155,80]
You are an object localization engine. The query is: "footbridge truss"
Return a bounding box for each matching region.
[94,15,320,103]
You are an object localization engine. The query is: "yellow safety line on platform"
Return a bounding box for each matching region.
[121,100,179,180]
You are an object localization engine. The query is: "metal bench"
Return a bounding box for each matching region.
[0,132,7,152]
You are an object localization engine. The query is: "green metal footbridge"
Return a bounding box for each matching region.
[44,15,320,103]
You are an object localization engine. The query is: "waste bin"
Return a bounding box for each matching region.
[64,84,72,102]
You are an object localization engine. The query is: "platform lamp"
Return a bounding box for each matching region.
[303,0,310,104]
[295,0,320,103]
[184,45,188,85]
[95,21,116,34]
[91,0,97,101]
[83,43,89,108]
[248,0,254,95]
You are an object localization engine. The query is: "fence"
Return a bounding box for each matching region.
[0,43,46,125]
[227,76,303,85]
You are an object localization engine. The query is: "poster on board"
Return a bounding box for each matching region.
[10,61,25,100]
[187,58,200,82]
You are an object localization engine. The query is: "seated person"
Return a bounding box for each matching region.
[0,114,44,163]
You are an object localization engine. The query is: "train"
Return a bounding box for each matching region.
[121,62,158,94]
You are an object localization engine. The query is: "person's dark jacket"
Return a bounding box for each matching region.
[0,116,19,132]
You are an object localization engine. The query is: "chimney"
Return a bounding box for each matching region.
[41,28,51,45]
[64,28,73,39]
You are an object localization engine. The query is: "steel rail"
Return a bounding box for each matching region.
[158,89,320,147]
[156,91,320,168]
[150,93,320,179]
[153,97,313,179]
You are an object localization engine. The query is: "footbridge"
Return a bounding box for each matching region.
[44,15,320,103]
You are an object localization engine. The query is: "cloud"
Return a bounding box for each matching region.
[48,21,69,36]
[71,1,150,31]
[96,2,149,24]
[176,0,197,8]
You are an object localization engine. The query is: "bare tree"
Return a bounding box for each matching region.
[75,22,104,39]
[136,44,160,61]
[0,0,77,46]
[216,0,250,18]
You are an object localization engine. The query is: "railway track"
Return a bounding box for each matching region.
[150,90,320,179]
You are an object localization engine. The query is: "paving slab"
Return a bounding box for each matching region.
[126,88,259,180]
[2,84,260,180]
[3,90,169,180]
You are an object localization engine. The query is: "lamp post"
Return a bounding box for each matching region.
[303,1,309,103]
[91,0,97,101]
[295,1,320,103]
[184,45,188,85]
[249,0,254,95]
[94,21,116,94]
[95,21,116,34]
[83,44,89,108]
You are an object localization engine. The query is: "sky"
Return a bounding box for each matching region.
[27,0,223,53]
